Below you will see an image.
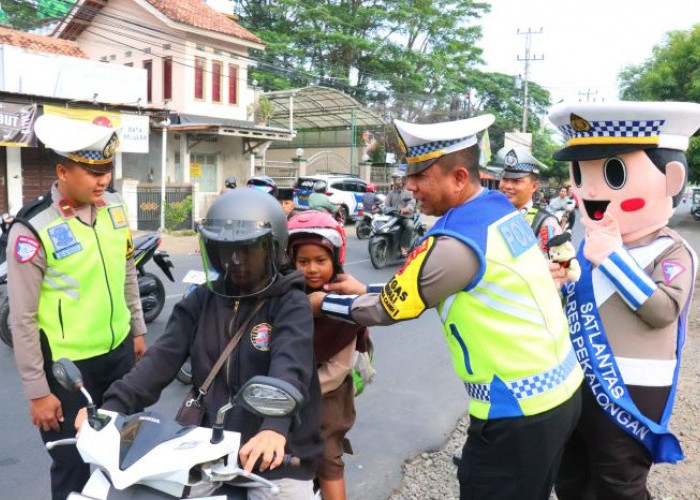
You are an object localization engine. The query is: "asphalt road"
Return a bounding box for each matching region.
[2,205,697,500]
[0,224,465,500]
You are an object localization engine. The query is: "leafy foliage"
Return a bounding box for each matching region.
[532,127,569,185]
[619,24,700,183]
[164,196,193,232]
[1,0,73,29]
[238,1,552,162]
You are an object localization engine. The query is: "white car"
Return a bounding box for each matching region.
[295,174,368,221]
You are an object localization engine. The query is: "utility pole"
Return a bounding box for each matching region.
[578,88,600,102]
[517,27,544,133]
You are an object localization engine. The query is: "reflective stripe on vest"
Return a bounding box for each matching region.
[31,194,131,361]
[428,191,582,420]
[465,348,578,402]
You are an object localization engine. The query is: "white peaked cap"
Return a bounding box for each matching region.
[394,114,495,175]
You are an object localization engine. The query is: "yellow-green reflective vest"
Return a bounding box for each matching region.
[28,192,131,361]
[429,190,582,420]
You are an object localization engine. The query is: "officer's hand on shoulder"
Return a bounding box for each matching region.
[30,394,63,432]
[323,273,366,295]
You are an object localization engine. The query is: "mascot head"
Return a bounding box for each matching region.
[549,101,700,243]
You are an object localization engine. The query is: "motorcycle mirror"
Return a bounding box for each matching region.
[52,358,84,392]
[235,376,304,418]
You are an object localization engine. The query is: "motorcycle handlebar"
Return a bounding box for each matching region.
[46,438,78,450]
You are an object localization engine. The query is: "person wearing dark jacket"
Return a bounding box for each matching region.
[75,189,322,500]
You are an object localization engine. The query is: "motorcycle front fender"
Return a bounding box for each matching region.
[153,251,175,282]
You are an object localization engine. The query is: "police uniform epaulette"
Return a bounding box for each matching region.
[11,191,53,242]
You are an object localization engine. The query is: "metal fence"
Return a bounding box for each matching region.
[137,183,193,231]
[254,161,298,187]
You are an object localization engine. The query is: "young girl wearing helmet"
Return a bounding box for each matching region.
[87,189,322,499]
[287,210,369,500]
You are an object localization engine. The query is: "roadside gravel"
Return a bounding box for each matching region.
[387,278,700,500]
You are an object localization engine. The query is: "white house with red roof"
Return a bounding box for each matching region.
[0,25,148,215]
[53,0,294,225]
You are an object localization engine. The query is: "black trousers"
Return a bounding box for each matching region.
[555,383,670,500]
[39,336,135,500]
[458,385,582,500]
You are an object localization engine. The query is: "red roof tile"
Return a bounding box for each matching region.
[0,25,87,58]
[145,0,262,44]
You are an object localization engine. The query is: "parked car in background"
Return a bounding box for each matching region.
[295,174,368,222]
[691,188,700,221]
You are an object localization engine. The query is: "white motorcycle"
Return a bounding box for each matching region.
[47,359,305,500]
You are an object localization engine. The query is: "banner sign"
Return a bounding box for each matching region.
[43,105,150,154]
[0,102,38,147]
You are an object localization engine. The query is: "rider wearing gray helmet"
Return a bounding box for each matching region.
[96,188,322,499]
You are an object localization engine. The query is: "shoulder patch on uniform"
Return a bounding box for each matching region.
[108,205,128,229]
[497,214,536,258]
[48,223,82,259]
[14,235,40,263]
[380,236,433,320]
[250,323,272,351]
[662,260,685,285]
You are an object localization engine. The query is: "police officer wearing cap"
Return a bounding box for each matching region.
[498,147,562,250]
[7,115,146,500]
[310,115,583,500]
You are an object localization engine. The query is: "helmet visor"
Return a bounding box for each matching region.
[199,232,276,298]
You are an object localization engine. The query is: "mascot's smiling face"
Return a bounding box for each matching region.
[571,150,679,240]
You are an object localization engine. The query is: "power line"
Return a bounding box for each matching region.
[11,0,539,118]
[578,88,603,102]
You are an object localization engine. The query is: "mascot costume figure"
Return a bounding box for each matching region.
[550,101,700,500]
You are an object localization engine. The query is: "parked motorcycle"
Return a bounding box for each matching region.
[692,206,700,221]
[0,231,174,348]
[48,358,306,500]
[367,208,426,269]
[133,233,175,323]
[0,213,14,348]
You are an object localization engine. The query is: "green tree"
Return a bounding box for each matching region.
[0,0,38,29]
[1,0,74,29]
[238,0,490,109]
[532,127,569,185]
[619,24,700,183]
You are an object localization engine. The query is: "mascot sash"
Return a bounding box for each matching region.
[565,243,684,464]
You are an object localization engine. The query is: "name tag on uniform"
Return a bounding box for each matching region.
[109,205,128,229]
[48,223,82,259]
[497,215,536,258]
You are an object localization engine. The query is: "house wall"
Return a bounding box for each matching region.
[77,0,253,120]
[0,45,146,103]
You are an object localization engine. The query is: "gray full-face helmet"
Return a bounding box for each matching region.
[197,188,288,298]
